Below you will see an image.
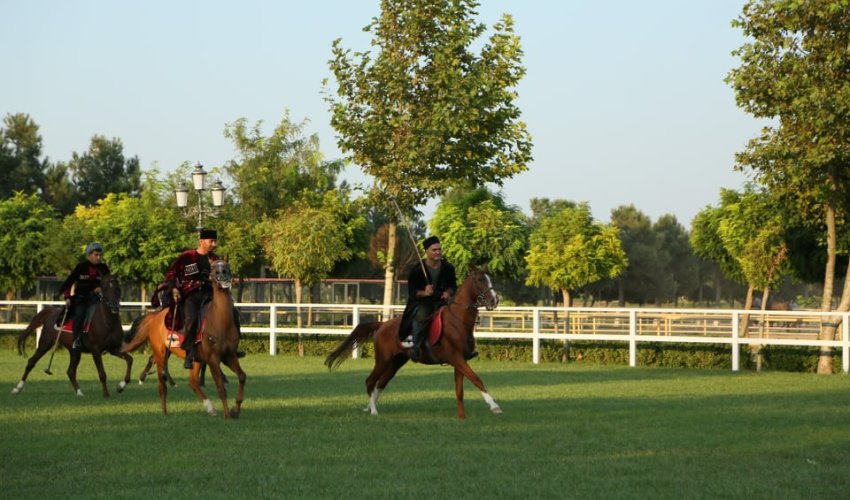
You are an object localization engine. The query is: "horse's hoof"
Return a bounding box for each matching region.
[76,390,85,397]
[228,408,240,419]
[491,406,503,415]
[138,380,144,385]
[117,381,127,393]
[11,387,20,395]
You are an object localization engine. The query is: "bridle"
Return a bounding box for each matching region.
[100,277,121,315]
[211,261,232,289]
[450,270,499,311]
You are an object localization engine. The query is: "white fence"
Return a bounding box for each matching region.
[2,300,848,373]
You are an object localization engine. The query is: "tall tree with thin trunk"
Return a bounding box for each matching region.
[326,0,532,309]
[727,0,850,372]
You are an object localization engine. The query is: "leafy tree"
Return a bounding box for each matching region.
[42,162,78,215]
[68,135,141,207]
[727,0,850,372]
[326,0,532,307]
[0,193,58,299]
[259,192,364,353]
[430,187,528,280]
[525,202,627,307]
[224,112,343,219]
[610,205,662,306]
[653,214,700,306]
[62,174,190,297]
[0,113,46,199]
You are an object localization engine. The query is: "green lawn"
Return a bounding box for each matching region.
[2,349,850,499]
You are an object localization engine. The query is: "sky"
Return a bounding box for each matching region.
[1,0,762,228]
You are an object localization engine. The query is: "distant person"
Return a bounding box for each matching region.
[58,243,110,350]
[164,229,219,368]
[400,236,457,358]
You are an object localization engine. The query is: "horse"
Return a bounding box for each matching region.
[325,266,502,419]
[121,260,246,418]
[11,275,133,397]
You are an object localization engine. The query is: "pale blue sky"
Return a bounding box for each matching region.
[1,0,760,227]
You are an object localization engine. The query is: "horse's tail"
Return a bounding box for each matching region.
[121,315,150,353]
[17,307,57,356]
[324,321,381,371]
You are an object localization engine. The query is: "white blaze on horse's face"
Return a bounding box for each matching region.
[212,262,232,289]
[483,273,498,310]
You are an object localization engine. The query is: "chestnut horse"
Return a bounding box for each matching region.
[121,260,246,418]
[325,266,502,419]
[11,275,133,397]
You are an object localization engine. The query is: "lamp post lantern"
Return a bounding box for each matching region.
[174,162,225,230]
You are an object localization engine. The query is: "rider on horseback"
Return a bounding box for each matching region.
[164,228,219,369]
[58,242,110,351]
[400,236,457,358]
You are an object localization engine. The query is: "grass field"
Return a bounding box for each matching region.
[2,349,850,499]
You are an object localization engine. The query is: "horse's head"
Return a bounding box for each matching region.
[100,275,121,314]
[466,267,499,311]
[210,260,232,290]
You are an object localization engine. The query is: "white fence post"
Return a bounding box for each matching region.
[269,304,277,356]
[732,311,740,372]
[629,310,637,367]
[352,305,360,359]
[532,309,540,364]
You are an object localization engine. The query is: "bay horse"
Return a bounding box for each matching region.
[11,275,133,397]
[121,260,246,418]
[325,266,502,419]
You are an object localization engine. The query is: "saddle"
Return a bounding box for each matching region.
[57,303,98,334]
[162,296,213,346]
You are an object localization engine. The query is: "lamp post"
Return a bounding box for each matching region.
[174,162,225,230]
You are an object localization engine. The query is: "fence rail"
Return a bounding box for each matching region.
[2,300,848,372]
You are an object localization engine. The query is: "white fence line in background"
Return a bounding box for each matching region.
[1,300,848,373]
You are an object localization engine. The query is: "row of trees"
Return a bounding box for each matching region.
[3,1,843,375]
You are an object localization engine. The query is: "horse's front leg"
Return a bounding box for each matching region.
[67,350,85,397]
[91,351,110,398]
[454,359,502,416]
[224,356,247,419]
[206,360,231,419]
[187,362,214,416]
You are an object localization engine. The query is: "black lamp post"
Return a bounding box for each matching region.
[174,162,225,230]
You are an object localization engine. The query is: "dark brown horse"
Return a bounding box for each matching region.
[11,275,133,397]
[121,260,246,418]
[325,266,502,419]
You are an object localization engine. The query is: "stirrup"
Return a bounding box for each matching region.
[400,336,414,348]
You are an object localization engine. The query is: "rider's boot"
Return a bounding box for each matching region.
[183,343,196,369]
[409,321,425,359]
[71,332,83,350]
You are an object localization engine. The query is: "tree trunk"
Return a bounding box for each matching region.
[617,279,625,307]
[561,289,570,363]
[755,288,770,372]
[817,204,838,374]
[740,285,754,338]
[295,278,304,357]
[382,222,397,321]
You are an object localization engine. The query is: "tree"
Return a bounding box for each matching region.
[69,181,190,296]
[224,112,343,219]
[0,113,46,199]
[727,0,850,373]
[430,187,528,280]
[0,193,58,299]
[525,202,627,308]
[326,0,532,308]
[610,205,662,306]
[259,193,364,354]
[653,214,700,306]
[68,135,141,207]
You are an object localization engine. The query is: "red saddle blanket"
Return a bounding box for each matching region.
[428,306,445,345]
